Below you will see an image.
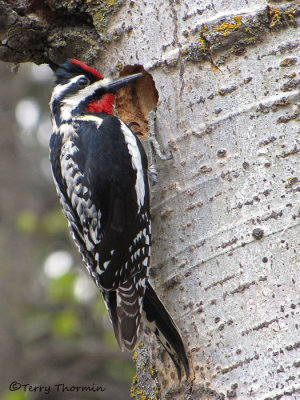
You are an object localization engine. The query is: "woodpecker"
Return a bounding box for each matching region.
[49,59,189,379]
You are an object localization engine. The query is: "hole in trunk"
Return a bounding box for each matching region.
[115,65,158,137]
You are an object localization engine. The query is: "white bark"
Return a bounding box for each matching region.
[99,1,300,399]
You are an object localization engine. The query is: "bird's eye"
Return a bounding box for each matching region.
[78,77,89,87]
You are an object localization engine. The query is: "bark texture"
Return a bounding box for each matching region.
[1,1,299,399]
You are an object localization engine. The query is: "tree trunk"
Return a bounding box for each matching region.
[1,1,299,399]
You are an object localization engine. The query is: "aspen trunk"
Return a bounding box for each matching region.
[1,1,299,399]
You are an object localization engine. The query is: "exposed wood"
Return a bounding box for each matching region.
[1,1,299,399]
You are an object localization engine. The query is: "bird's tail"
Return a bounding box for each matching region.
[102,272,146,352]
[142,281,189,380]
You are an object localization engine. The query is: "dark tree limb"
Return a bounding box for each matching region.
[0,0,123,65]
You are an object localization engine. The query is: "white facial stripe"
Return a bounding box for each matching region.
[120,121,145,211]
[51,76,113,123]
[51,75,81,103]
[60,80,97,122]
[62,78,111,106]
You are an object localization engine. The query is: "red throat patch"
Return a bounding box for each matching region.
[86,93,115,115]
[69,59,114,115]
[70,58,104,79]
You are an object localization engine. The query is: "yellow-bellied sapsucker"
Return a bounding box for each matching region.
[49,59,189,379]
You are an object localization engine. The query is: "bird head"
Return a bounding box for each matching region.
[50,59,142,124]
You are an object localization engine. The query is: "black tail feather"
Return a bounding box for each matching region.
[142,282,189,380]
[102,291,122,348]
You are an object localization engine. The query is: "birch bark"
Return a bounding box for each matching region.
[1,1,299,399]
[99,2,300,399]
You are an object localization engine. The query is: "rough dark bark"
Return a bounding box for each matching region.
[1,1,300,399]
[1,1,299,67]
[0,0,124,65]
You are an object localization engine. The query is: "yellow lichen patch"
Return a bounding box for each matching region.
[132,375,138,385]
[198,24,208,51]
[149,364,156,377]
[132,350,138,362]
[244,26,254,34]
[243,36,257,44]
[116,62,123,71]
[112,29,119,40]
[269,5,296,28]
[214,16,242,36]
[154,384,160,398]
[284,7,296,23]
[86,0,122,32]
[107,0,119,5]
[269,7,282,28]
[130,375,139,399]
[198,36,207,51]
[234,16,242,26]
[280,58,297,67]
[131,385,150,400]
[135,390,149,400]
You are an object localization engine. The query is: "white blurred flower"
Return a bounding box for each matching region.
[43,250,73,278]
[37,117,52,147]
[74,273,97,303]
[15,98,40,130]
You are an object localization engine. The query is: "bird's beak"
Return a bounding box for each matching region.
[103,73,143,93]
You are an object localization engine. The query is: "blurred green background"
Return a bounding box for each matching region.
[0,62,134,400]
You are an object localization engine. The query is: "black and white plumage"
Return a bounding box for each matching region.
[49,59,189,378]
